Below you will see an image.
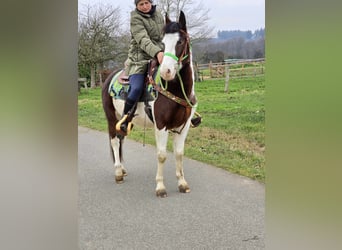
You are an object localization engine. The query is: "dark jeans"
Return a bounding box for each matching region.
[127,73,145,102]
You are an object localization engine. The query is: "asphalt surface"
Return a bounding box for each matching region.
[79,126,265,250]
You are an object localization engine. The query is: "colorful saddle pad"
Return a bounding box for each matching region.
[108,69,161,101]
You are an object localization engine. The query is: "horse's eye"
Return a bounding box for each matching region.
[177,40,182,45]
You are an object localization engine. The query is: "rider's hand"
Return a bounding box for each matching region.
[157,51,164,64]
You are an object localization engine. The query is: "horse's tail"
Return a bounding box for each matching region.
[102,69,123,162]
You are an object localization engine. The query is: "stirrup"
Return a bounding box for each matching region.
[116,115,133,135]
[191,112,202,128]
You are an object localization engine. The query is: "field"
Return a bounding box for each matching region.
[78,76,265,182]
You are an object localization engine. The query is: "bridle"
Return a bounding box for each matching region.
[163,30,190,66]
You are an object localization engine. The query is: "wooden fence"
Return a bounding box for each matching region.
[195,58,265,92]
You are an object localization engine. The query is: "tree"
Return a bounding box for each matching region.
[253,38,265,58]
[78,4,127,88]
[155,0,214,41]
[193,33,265,62]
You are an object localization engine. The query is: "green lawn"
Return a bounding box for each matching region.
[78,76,265,182]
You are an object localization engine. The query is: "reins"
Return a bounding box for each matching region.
[148,73,194,108]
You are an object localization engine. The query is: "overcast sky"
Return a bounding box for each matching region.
[78,0,265,36]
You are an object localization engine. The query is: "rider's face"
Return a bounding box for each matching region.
[136,0,152,13]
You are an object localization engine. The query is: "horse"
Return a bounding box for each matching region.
[102,11,198,198]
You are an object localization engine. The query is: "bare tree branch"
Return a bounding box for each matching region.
[155,0,214,41]
[78,4,128,87]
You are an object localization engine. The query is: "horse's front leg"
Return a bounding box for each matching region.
[155,129,169,197]
[110,136,126,183]
[173,128,191,193]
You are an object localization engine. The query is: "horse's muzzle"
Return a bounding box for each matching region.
[160,67,176,81]
[160,59,178,81]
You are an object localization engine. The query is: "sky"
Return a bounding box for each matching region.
[78,0,265,36]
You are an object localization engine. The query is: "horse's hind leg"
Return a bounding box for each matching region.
[110,136,126,183]
[173,130,190,193]
[102,71,127,183]
[155,129,169,197]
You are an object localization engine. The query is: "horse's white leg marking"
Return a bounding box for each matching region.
[173,120,192,193]
[110,137,125,183]
[154,128,169,197]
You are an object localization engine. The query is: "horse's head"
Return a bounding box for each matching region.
[160,11,190,81]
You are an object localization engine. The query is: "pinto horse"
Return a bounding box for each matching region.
[102,11,198,197]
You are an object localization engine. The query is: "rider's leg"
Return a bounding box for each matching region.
[118,74,145,133]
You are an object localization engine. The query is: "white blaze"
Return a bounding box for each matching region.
[160,33,179,81]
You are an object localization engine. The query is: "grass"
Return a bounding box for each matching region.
[78,76,265,182]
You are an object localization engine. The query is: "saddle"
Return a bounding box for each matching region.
[117,59,159,85]
[117,70,129,85]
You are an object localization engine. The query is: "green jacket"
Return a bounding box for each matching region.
[126,6,164,76]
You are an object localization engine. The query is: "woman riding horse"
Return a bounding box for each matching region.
[118,0,164,134]
[102,10,200,197]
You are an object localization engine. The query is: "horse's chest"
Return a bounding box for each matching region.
[154,99,190,130]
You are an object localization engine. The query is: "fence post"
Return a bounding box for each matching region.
[209,61,213,78]
[194,62,201,82]
[224,63,229,93]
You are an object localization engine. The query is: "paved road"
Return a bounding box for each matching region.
[79,127,265,249]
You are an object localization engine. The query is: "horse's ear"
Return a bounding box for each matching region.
[179,11,187,32]
[165,13,171,24]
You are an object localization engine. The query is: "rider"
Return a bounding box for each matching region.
[117,0,164,134]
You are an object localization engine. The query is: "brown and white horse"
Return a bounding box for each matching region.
[102,11,197,197]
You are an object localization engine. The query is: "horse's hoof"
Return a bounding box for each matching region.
[178,184,190,193]
[115,175,124,184]
[156,189,167,198]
